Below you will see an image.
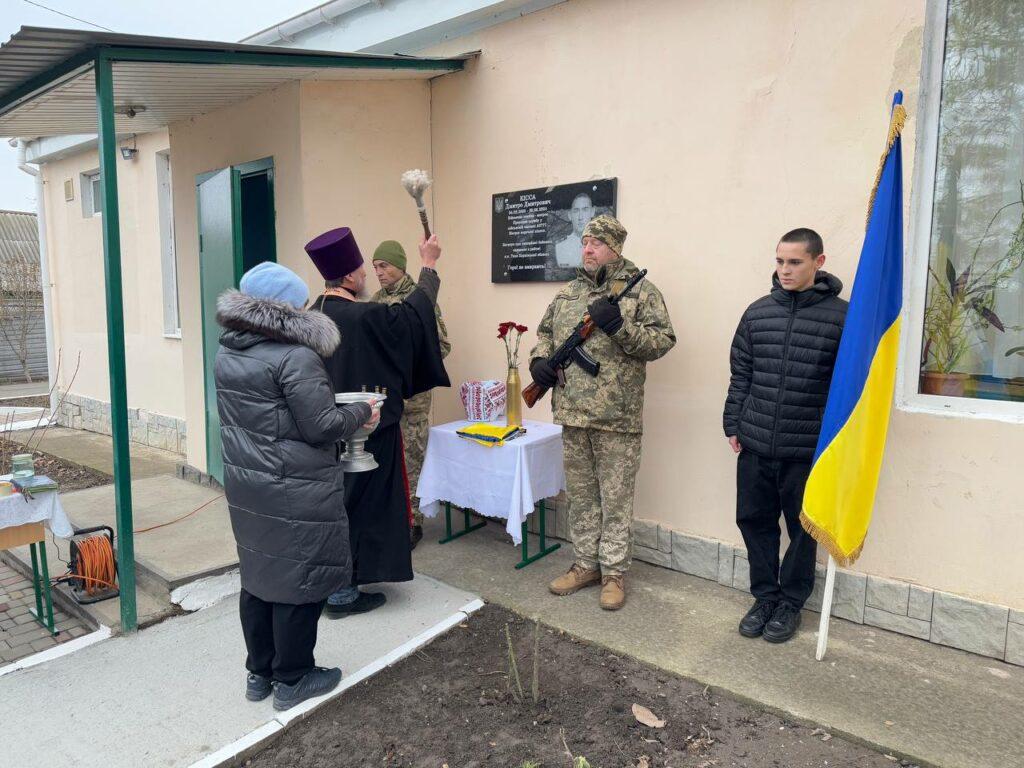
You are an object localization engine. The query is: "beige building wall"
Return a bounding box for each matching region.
[422,0,1023,610]
[169,82,304,470]
[55,0,1019,610]
[169,79,431,470]
[298,79,432,286]
[40,129,185,420]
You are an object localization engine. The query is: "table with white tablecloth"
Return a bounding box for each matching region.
[0,478,71,635]
[0,481,74,539]
[416,419,565,567]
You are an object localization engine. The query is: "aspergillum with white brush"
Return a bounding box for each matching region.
[401,169,433,238]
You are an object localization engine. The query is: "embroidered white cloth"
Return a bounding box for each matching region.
[0,480,73,540]
[417,419,565,544]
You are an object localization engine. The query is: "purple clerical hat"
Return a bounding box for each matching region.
[304,227,364,280]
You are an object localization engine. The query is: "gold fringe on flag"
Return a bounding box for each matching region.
[799,510,865,567]
[864,103,907,229]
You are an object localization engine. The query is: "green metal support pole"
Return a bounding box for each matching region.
[95,51,137,633]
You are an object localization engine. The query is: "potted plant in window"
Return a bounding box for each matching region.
[921,185,1024,396]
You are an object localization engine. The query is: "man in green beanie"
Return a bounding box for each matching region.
[371,240,451,549]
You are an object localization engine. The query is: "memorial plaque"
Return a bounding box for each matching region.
[491,178,617,283]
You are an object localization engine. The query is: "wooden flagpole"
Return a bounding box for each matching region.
[816,555,837,661]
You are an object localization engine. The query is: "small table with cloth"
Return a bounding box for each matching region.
[416,419,565,568]
[0,477,73,636]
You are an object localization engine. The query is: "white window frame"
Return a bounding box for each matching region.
[80,169,102,217]
[897,0,1024,424]
[156,150,181,338]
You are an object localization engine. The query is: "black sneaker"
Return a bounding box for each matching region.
[739,599,777,638]
[272,666,342,711]
[410,524,423,550]
[323,591,387,619]
[245,673,272,702]
[763,601,802,643]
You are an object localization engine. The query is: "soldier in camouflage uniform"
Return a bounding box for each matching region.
[370,240,451,549]
[530,214,675,610]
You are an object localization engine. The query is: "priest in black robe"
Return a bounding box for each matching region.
[305,226,449,617]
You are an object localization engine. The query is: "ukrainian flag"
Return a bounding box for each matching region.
[801,92,905,566]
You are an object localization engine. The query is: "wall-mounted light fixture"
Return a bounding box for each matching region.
[119,134,138,161]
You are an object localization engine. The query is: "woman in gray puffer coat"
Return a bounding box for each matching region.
[215,261,378,712]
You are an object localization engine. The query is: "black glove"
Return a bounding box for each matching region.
[529,357,559,388]
[588,297,624,335]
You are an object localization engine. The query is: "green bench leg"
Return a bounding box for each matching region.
[438,500,486,544]
[29,541,57,636]
[515,499,561,569]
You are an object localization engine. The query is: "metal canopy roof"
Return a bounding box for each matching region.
[0,27,469,138]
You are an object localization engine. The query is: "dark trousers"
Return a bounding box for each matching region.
[736,451,817,609]
[238,589,325,685]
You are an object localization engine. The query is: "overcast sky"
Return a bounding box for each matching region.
[0,0,314,212]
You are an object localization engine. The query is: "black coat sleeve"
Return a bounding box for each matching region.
[723,316,753,437]
[387,280,450,399]
[279,346,372,446]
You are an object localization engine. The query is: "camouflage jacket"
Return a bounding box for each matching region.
[530,258,675,434]
[370,273,451,416]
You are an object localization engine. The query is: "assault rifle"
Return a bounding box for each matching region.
[523,268,648,408]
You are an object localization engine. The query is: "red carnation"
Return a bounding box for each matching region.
[497,320,528,369]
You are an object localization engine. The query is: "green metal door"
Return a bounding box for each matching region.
[197,168,241,484]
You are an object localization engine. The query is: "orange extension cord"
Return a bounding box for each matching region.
[68,534,118,594]
[56,494,225,595]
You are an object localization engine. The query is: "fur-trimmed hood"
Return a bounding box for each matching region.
[216,289,340,357]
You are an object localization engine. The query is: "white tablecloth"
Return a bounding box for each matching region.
[417,419,565,544]
[0,476,73,539]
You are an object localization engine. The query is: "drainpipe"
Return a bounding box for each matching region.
[11,138,58,416]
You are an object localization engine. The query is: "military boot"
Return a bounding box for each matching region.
[600,574,625,610]
[548,564,601,595]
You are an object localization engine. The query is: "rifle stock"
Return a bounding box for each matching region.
[522,380,544,408]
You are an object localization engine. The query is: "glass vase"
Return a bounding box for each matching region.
[505,366,522,428]
[11,453,34,480]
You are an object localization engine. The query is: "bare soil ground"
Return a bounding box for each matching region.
[0,395,50,409]
[0,437,111,492]
[246,605,915,768]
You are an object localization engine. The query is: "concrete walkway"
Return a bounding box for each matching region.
[5,476,235,631]
[0,381,49,399]
[1,575,480,768]
[413,515,1023,768]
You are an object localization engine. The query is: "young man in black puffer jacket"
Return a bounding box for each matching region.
[723,228,847,643]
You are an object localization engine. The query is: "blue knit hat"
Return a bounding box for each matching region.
[239,262,309,310]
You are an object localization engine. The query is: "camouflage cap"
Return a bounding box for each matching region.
[582,214,627,255]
